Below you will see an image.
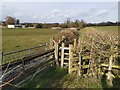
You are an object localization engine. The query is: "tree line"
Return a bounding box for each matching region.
[87,21,119,26]
[1,16,119,29]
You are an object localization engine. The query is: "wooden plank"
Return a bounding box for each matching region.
[61,43,64,67]
[69,44,73,74]
[100,64,120,69]
[59,47,69,50]
[71,68,78,71]
[78,53,81,76]
[82,56,90,60]
[54,42,59,66]
[64,53,69,55]
[64,63,68,65]
[107,55,113,83]
[89,37,95,77]
[82,65,89,69]
[74,39,77,49]
[64,58,69,60]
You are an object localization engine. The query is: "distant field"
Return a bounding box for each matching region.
[93,26,118,34]
[81,26,118,33]
[2,26,118,53]
[79,26,118,38]
[2,28,60,53]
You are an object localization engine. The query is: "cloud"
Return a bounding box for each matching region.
[95,9,109,16]
[14,12,25,17]
[2,2,117,23]
[40,9,84,23]
[32,15,38,19]
[39,8,109,23]
[86,8,109,19]
[44,9,89,21]
[51,9,61,14]
[40,9,67,22]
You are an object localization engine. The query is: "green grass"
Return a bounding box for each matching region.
[21,66,103,88]
[2,26,119,88]
[92,26,118,36]
[21,66,120,88]
[79,26,118,42]
[21,66,67,88]
[2,26,118,53]
[80,26,118,34]
[93,26,118,32]
[2,28,60,53]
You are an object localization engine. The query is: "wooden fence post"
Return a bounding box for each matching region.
[107,55,113,85]
[77,38,81,51]
[69,44,73,74]
[89,37,95,77]
[78,38,82,76]
[74,39,77,49]
[61,42,64,67]
[54,42,59,66]
[78,52,81,76]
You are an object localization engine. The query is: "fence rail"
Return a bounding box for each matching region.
[101,63,120,70]
[3,43,47,56]
[1,49,54,71]
[1,45,55,88]
[2,43,48,64]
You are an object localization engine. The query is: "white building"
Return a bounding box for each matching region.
[7,25,15,28]
[7,24,25,28]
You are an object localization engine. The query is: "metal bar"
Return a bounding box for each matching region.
[1,49,54,71]
[3,43,47,56]
[3,49,44,63]
[2,58,53,88]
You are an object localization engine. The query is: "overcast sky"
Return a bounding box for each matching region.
[1,1,119,23]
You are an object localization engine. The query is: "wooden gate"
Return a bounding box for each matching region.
[50,36,120,86]
[55,39,92,77]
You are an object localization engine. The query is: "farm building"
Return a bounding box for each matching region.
[7,24,25,28]
[15,24,25,28]
[7,25,15,28]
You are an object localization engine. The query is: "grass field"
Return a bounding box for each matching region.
[2,26,119,88]
[80,26,118,35]
[92,26,118,36]
[2,26,118,53]
[2,28,60,53]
